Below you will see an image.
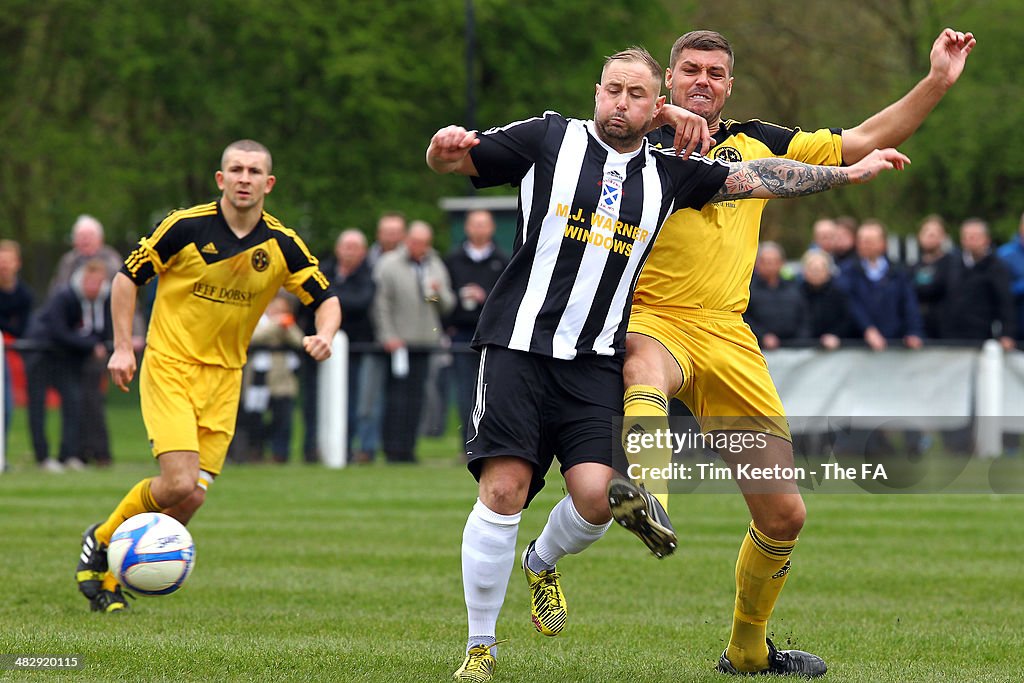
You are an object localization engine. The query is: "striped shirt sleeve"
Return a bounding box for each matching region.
[470,111,559,188]
[121,208,199,285]
[268,222,333,308]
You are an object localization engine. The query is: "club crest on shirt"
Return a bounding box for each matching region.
[714,146,742,163]
[251,248,270,272]
[598,169,623,218]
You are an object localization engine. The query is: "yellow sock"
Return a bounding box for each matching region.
[623,385,671,510]
[726,522,797,672]
[102,571,120,591]
[95,478,162,546]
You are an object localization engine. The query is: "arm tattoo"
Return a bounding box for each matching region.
[710,158,851,203]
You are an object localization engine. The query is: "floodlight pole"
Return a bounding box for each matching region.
[464,0,477,195]
[465,0,477,132]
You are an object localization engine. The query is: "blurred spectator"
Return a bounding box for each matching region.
[235,294,305,463]
[838,220,923,350]
[372,222,455,462]
[296,213,407,463]
[444,210,509,450]
[809,217,836,254]
[837,222,925,457]
[52,216,124,466]
[0,241,32,337]
[745,241,808,350]
[49,215,123,294]
[303,211,411,464]
[831,215,858,269]
[413,220,453,439]
[295,285,322,464]
[25,260,112,472]
[911,215,955,339]
[996,210,1024,342]
[941,218,1015,349]
[800,250,852,349]
[1,239,34,453]
[321,229,378,463]
[368,211,408,269]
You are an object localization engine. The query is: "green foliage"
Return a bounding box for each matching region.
[906,0,1024,239]
[685,0,1024,248]
[1,0,1021,278]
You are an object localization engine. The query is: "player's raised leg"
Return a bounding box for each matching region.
[522,462,614,637]
[76,450,200,612]
[715,434,826,678]
[608,332,682,558]
[454,456,530,682]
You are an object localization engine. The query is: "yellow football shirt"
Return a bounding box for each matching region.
[635,119,843,314]
[123,200,332,368]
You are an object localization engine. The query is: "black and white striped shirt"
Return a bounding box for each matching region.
[470,111,729,359]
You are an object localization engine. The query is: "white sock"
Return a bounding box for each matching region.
[462,498,520,652]
[533,494,611,567]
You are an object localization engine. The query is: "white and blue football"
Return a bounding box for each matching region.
[107,512,195,596]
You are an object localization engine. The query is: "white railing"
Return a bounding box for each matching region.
[316,331,349,469]
[765,340,1023,457]
[2,336,1019,474]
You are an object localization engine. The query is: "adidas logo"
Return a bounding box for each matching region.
[622,422,647,449]
[772,559,791,580]
[200,242,218,254]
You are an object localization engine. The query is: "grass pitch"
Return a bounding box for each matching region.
[1,402,1021,681]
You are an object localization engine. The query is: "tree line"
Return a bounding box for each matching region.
[1,0,1019,291]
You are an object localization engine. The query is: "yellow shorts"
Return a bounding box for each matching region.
[139,348,243,476]
[627,305,791,441]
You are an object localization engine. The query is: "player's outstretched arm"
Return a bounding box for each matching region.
[107,271,139,392]
[426,125,481,176]
[710,148,909,203]
[842,28,975,163]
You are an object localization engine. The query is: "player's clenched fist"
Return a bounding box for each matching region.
[303,334,332,361]
[426,126,481,175]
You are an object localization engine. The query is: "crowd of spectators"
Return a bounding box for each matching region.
[236,209,506,466]
[2,216,127,473]
[743,213,1021,352]
[3,209,1023,470]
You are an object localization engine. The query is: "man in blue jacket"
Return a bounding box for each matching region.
[839,220,924,349]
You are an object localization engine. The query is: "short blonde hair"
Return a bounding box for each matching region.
[604,47,662,85]
[80,258,110,278]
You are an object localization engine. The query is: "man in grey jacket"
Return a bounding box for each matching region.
[372,221,455,462]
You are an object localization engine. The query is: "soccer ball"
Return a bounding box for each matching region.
[107,512,195,596]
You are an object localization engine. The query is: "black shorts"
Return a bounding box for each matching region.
[466,344,624,507]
